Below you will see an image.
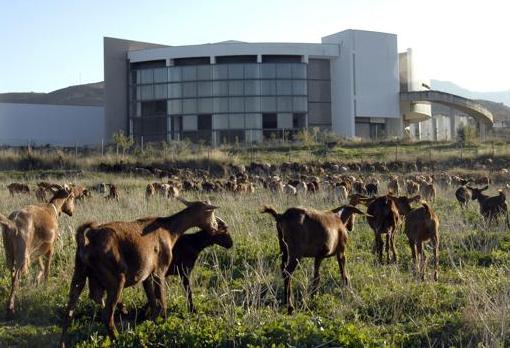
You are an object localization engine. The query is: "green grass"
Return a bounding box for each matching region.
[0,173,510,347]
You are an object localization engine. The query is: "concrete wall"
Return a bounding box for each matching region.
[0,103,104,146]
[104,37,168,142]
[322,30,400,138]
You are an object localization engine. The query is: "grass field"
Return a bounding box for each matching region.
[0,171,510,347]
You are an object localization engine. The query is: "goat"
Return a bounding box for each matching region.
[283,184,297,195]
[7,183,30,196]
[406,180,420,196]
[362,195,420,263]
[387,177,399,195]
[261,204,369,314]
[366,183,378,197]
[88,218,232,314]
[105,184,119,201]
[0,187,75,316]
[60,198,221,344]
[467,186,510,227]
[334,183,348,202]
[404,201,440,281]
[145,183,156,199]
[455,179,471,209]
[420,183,436,203]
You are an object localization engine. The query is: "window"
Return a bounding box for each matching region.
[154,84,167,99]
[168,83,182,99]
[260,97,276,112]
[154,68,167,83]
[228,81,243,96]
[141,101,166,116]
[213,65,228,79]
[213,114,229,129]
[182,82,197,98]
[169,67,182,82]
[198,81,212,97]
[228,65,244,79]
[197,65,211,80]
[260,64,276,78]
[276,64,292,79]
[198,114,212,130]
[245,113,262,129]
[213,81,228,96]
[141,85,153,100]
[244,64,259,79]
[229,114,245,129]
[261,80,276,95]
[262,113,277,129]
[277,97,293,112]
[292,64,306,79]
[293,97,307,112]
[182,66,196,81]
[229,97,244,112]
[182,115,197,130]
[244,80,260,95]
[141,69,153,84]
[245,97,260,112]
[198,98,213,113]
[182,99,197,114]
[276,80,292,95]
[292,80,307,95]
[168,99,182,114]
[214,98,229,113]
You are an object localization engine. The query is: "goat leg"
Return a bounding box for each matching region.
[59,263,88,348]
[152,271,167,320]
[433,236,439,281]
[6,268,21,317]
[103,274,126,339]
[309,257,323,298]
[180,274,195,313]
[336,250,349,287]
[283,258,298,315]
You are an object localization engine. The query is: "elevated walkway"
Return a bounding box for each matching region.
[400,90,494,125]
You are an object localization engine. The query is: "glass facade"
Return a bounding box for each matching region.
[130,60,320,144]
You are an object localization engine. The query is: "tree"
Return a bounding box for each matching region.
[112,130,134,157]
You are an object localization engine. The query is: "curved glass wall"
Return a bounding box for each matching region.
[130,62,309,144]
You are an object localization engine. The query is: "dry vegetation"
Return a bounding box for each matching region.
[0,169,509,347]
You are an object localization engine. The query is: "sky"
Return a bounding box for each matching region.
[1,0,509,93]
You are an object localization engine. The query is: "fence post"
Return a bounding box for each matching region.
[207,147,211,174]
[491,141,495,157]
[460,144,463,160]
[141,136,144,154]
[101,138,104,157]
[395,142,398,162]
[75,143,78,159]
[429,147,432,162]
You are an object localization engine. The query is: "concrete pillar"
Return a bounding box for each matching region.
[479,122,487,141]
[257,55,262,63]
[210,56,216,64]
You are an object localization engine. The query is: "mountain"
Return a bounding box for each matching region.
[0,82,104,106]
[431,80,510,106]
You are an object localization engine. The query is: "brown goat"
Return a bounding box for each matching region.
[467,186,510,227]
[0,187,75,316]
[88,218,233,314]
[261,205,368,314]
[404,202,440,281]
[363,195,420,263]
[60,198,221,344]
[420,183,436,202]
[105,184,119,201]
[7,183,30,196]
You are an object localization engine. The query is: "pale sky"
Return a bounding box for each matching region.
[1,0,508,93]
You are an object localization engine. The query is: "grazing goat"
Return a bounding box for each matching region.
[467,186,510,226]
[105,184,119,201]
[0,187,75,316]
[145,183,156,199]
[60,198,221,344]
[7,183,30,196]
[404,202,440,281]
[455,180,471,209]
[387,177,399,195]
[420,183,436,202]
[406,180,420,196]
[261,204,369,314]
[366,183,378,197]
[88,218,233,314]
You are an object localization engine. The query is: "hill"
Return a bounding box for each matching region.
[0,81,104,106]
[432,80,510,106]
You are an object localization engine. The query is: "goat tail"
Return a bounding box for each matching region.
[261,205,281,221]
[0,212,16,231]
[76,221,97,249]
[422,201,433,219]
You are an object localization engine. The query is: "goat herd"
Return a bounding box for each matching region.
[0,169,509,347]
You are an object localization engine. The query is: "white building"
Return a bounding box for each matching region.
[103,29,493,145]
